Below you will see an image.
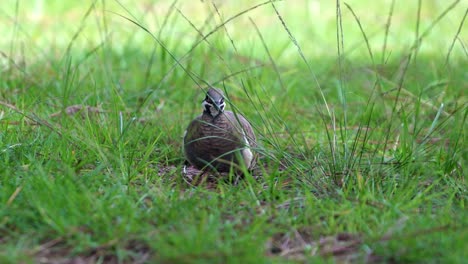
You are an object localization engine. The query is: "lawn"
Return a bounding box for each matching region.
[0,0,466,263]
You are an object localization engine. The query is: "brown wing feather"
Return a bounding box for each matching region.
[224,111,257,167]
[184,111,257,171]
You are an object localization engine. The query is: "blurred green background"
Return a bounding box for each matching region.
[0,0,466,263]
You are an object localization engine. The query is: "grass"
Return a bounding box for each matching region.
[1,0,467,263]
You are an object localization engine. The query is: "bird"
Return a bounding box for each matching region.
[183,87,257,173]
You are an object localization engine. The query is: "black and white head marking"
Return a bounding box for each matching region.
[202,88,226,118]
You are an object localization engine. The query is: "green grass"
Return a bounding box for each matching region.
[1,0,466,263]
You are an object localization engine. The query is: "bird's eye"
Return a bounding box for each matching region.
[220,98,224,104]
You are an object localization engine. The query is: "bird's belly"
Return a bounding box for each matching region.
[193,130,237,157]
[186,124,242,170]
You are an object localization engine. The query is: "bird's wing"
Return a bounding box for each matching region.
[224,111,256,148]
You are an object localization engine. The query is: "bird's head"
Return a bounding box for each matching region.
[202,87,225,118]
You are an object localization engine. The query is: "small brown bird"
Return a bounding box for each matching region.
[183,88,257,172]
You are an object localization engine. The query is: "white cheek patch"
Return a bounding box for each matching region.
[202,101,211,112]
[219,102,226,111]
[212,102,225,116]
